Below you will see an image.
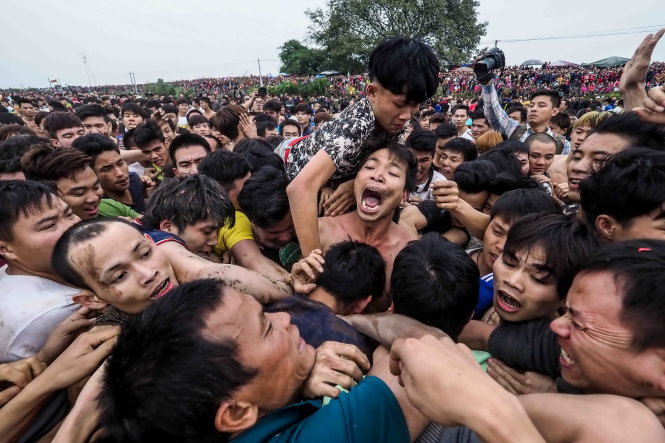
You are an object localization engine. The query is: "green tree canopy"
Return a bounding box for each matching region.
[302,0,487,73]
[278,40,330,75]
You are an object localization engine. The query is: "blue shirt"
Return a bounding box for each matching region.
[232,376,409,443]
[473,273,494,320]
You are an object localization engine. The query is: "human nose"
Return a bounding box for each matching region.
[550,314,571,338]
[136,263,158,286]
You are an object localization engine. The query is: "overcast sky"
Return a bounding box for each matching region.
[1,0,664,89]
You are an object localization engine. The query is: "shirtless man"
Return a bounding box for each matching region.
[317,142,417,312]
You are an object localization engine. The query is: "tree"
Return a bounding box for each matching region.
[305,0,487,71]
[278,40,329,75]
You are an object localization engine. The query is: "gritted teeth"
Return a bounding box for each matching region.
[560,348,575,365]
[498,290,521,309]
[151,279,169,298]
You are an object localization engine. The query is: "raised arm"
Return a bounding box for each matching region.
[619,28,665,111]
[481,80,519,138]
[342,313,447,348]
[229,239,290,283]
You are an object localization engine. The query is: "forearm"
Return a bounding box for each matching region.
[481,81,518,137]
[287,179,323,257]
[0,376,57,441]
[52,395,100,443]
[621,83,648,111]
[198,263,293,303]
[458,320,496,351]
[120,148,147,163]
[344,313,446,348]
[470,394,544,443]
[451,200,490,239]
[232,242,290,283]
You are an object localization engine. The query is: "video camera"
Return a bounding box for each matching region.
[473,47,506,84]
[257,87,267,97]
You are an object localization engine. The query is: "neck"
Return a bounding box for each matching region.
[529,121,549,133]
[104,187,132,202]
[476,251,492,276]
[348,210,394,245]
[416,169,432,186]
[5,263,70,286]
[457,126,466,136]
[307,287,341,314]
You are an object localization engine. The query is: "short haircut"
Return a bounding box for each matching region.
[530,89,561,108]
[581,148,665,229]
[21,143,92,185]
[133,121,165,150]
[442,137,477,161]
[75,104,107,121]
[594,111,665,150]
[572,110,612,131]
[549,112,570,131]
[470,110,488,124]
[391,233,479,340]
[263,100,282,114]
[576,239,665,352]
[429,113,446,125]
[43,112,83,138]
[506,106,527,122]
[198,150,251,192]
[210,105,244,140]
[99,279,257,441]
[294,103,311,115]
[361,137,417,193]
[175,98,189,106]
[161,104,178,115]
[279,119,301,137]
[368,36,439,104]
[454,160,497,194]
[475,130,504,153]
[0,114,26,127]
[503,212,599,299]
[198,97,211,106]
[452,104,469,116]
[406,128,436,155]
[237,166,290,228]
[72,133,120,160]
[121,102,148,119]
[0,180,57,242]
[434,122,458,139]
[233,138,285,172]
[187,114,208,127]
[168,133,211,165]
[317,241,386,307]
[524,132,557,150]
[490,188,560,223]
[255,115,278,137]
[313,112,332,126]
[0,134,49,174]
[141,175,234,231]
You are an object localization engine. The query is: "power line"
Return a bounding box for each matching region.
[482,25,664,45]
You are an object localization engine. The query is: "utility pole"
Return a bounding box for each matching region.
[257,58,263,86]
[82,54,92,87]
[129,72,138,94]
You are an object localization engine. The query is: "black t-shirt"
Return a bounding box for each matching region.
[127,172,146,213]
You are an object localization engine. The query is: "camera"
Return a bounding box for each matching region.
[474,47,505,84]
[257,87,267,97]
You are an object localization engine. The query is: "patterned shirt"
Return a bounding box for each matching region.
[481,83,570,155]
[286,98,408,181]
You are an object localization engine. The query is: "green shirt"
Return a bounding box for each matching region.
[98,198,140,218]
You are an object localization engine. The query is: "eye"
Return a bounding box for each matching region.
[501,256,516,267]
[113,271,127,283]
[141,249,151,259]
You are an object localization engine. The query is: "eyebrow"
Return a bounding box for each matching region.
[100,240,143,280]
[531,263,555,274]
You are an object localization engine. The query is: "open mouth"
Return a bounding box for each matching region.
[150,278,174,299]
[360,187,382,214]
[560,348,575,367]
[568,177,583,189]
[496,290,522,313]
[83,205,99,215]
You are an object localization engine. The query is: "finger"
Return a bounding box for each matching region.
[633,107,665,125]
[326,343,370,371]
[326,195,349,214]
[304,256,324,273]
[0,365,33,387]
[322,368,355,390]
[81,335,118,366]
[295,262,317,281]
[329,198,354,216]
[647,87,665,108]
[308,380,342,399]
[0,386,22,406]
[79,326,121,350]
[23,356,47,378]
[488,370,518,395]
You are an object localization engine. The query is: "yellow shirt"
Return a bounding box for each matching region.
[214,211,254,255]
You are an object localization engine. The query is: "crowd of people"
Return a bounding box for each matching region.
[1,28,665,443]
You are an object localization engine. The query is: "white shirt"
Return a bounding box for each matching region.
[0,265,79,362]
[410,169,446,201]
[460,128,474,141]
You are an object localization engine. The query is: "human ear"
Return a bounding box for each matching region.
[595,214,617,242]
[366,83,378,101]
[73,290,108,310]
[350,295,373,314]
[159,219,175,234]
[214,400,259,434]
[0,241,17,262]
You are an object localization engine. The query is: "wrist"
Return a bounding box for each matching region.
[470,393,542,443]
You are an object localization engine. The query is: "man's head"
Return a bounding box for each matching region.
[199,150,252,210]
[507,105,526,124]
[428,112,446,131]
[21,144,102,220]
[238,166,294,249]
[121,102,147,130]
[439,137,477,180]
[451,105,469,130]
[525,132,556,176]
[210,105,245,142]
[141,175,234,253]
[263,100,282,119]
[43,112,84,147]
[73,133,130,195]
[454,160,497,212]
[0,134,49,181]
[233,138,285,173]
[581,148,665,243]
[355,139,416,222]
[548,112,570,136]
[16,98,36,120]
[279,119,301,139]
[99,279,315,441]
[492,140,529,176]
[168,133,211,176]
[433,123,457,169]
[0,180,79,274]
[52,218,177,313]
[255,115,279,138]
[134,122,169,167]
[493,212,598,323]
[527,89,561,127]
[188,114,211,136]
[567,112,665,201]
[316,241,386,315]
[367,36,439,133]
[470,110,490,140]
[75,104,112,136]
[391,233,479,340]
[569,110,611,150]
[405,128,436,185]
[551,239,665,397]
[294,104,311,129]
[176,98,189,116]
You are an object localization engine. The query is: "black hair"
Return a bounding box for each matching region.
[133,121,165,150]
[144,100,160,110]
[452,104,470,116]
[161,104,178,115]
[581,148,665,229]
[434,122,458,139]
[141,175,234,232]
[198,150,252,193]
[255,115,278,137]
[0,113,26,126]
[21,143,92,184]
[594,111,665,150]
[168,133,211,165]
[575,239,665,352]
[391,233,479,340]
[360,137,417,193]
[0,180,56,242]
[210,105,244,140]
[188,114,209,127]
[75,104,107,121]
[490,188,560,223]
[233,138,285,173]
[549,113,570,131]
[237,166,290,228]
[506,106,527,123]
[480,146,524,177]
[279,119,301,137]
[317,241,386,308]
[175,98,189,106]
[503,212,599,299]
[43,112,83,138]
[263,100,282,114]
[470,110,488,124]
[406,128,436,155]
[524,132,557,150]
[368,36,439,104]
[72,133,120,159]
[530,89,561,108]
[454,160,497,194]
[0,134,49,174]
[442,137,477,161]
[294,103,311,115]
[99,279,257,442]
[121,102,148,120]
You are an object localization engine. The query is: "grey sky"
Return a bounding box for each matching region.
[1,0,664,89]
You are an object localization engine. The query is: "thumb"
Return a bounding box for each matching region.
[0,385,22,406]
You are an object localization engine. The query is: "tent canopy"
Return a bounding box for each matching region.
[549,60,579,67]
[585,56,629,68]
[520,59,544,66]
[318,70,340,76]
